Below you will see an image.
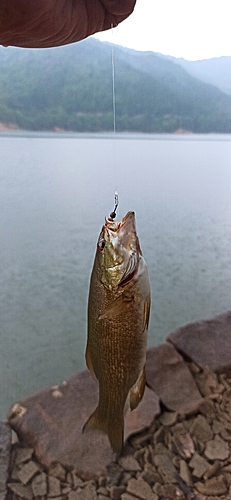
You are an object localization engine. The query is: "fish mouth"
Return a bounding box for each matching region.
[120,211,135,227]
[105,212,136,250]
[105,211,135,233]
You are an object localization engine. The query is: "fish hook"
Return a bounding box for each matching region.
[110,191,119,219]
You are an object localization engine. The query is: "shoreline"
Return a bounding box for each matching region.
[1,130,231,141]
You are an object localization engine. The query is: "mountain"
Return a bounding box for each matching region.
[157,54,231,96]
[0,38,231,133]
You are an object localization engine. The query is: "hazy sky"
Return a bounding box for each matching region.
[93,0,231,61]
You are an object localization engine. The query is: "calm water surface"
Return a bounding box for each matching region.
[0,133,231,419]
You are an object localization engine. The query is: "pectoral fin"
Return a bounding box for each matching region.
[143,297,151,331]
[85,344,96,378]
[99,292,134,320]
[129,366,146,411]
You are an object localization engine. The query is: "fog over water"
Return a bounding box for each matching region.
[1,133,231,419]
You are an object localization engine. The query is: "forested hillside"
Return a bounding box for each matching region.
[0,38,231,132]
[157,53,231,96]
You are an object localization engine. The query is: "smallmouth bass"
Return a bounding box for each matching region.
[83,211,151,453]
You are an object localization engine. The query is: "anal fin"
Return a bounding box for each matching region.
[129,366,146,411]
[83,407,104,434]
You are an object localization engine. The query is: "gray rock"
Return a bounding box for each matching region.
[195,475,227,496]
[10,463,22,481]
[31,471,47,496]
[8,482,33,500]
[126,478,156,500]
[69,483,97,500]
[189,453,210,478]
[204,434,230,460]
[153,442,173,459]
[119,456,141,472]
[14,447,33,465]
[220,464,231,473]
[67,471,84,489]
[198,397,216,419]
[159,411,178,426]
[221,427,231,441]
[48,475,62,497]
[49,463,67,482]
[130,432,153,449]
[153,426,166,446]
[152,482,162,495]
[48,497,65,500]
[146,343,202,413]
[62,485,72,495]
[121,494,137,500]
[156,483,179,497]
[97,486,108,496]
[196,368,220,396]
[179,460,193,486]
[153,454,177,483]
[68,491,83,500]
[109,485,126,500]
[204,460,221,480]
[0,422,11,500]
[121,472,132,486]
[16,460,40,485]
[98,476,107,487]
[171,422,188,437]
[139,468,162,486]
[190,414,213,442]
[212,420,225,435]
[167,311,231,372]
[222,472,231,487]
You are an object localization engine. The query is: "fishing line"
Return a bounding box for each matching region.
[109,23,119,219]
[111,23,116,136]
[110,191,119,219]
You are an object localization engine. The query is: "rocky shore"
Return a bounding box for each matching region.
[1,311,231,500]
[0,123,19,131]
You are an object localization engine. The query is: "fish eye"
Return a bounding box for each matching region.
[98,239,106,252]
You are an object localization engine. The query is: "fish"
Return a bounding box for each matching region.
[83,211,151,454]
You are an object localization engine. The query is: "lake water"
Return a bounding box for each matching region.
[0,133,231,420]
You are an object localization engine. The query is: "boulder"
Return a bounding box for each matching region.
[167,311,231,372]
[8,370,159,476]
[146,343,203,413]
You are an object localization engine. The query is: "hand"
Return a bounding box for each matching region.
[0,0,136,48]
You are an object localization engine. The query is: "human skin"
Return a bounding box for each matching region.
[0,0,136,48]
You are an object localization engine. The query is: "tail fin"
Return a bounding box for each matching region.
[83,407,124,454]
